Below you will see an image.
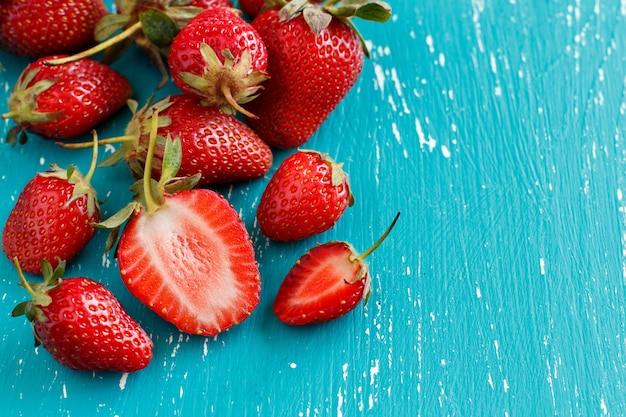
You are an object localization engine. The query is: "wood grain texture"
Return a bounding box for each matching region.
[1,0,625,416]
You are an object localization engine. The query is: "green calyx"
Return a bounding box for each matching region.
[11,258,66,327]
[41,131,101,218]
[2,67,63,146]
[178,44,269,118]
[271,0,392,57]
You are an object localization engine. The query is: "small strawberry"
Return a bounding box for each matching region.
[168,7,269,117]
[12,258,153,372]
[62,95,273,187]
[99,112,261,336]
[46,0,232,87]
[0,0,107,57]
[1,56,132,144]
[273,212,400,325]
[245,0,391,148]
[238,0,322,19]
[2,134,102,275]
[257,150,353,241]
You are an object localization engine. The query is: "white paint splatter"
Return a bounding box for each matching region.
[425,35,435,53]
[119,373,129,390]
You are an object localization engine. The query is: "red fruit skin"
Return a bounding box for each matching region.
[117,188,261,336]
[0,0,107,57]
[124,95,273,187]
[168,7,268,100]
[34,277,153,372]
[6,56,133,140]
[245,8,364,149]
[273,241,367,325]
[2,173,100,275]
[257,150,351,241]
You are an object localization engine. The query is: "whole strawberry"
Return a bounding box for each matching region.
[2,56,132,144]
[12,259,153,372]
[273,212,400,325]
[239,0,322,19]
[245,0,391,148]
[168,7,269,117]
[99,115,261,336]
[2,135,102,275]
[0,0,107,57]
[69,95,273,187]
[257,150,353,241]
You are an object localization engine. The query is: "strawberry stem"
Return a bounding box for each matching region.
[44,21,144,66]
[83,131,100,183]
[13,257,37,299]
[56,135,136,149]
[359,212,400,260]
[222,85,258,119]
[2,110,19,119]
[143,108,161,214]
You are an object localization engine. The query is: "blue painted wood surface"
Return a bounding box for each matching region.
[2,0,626,415]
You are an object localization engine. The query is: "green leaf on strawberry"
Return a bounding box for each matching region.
[140,9,180,48]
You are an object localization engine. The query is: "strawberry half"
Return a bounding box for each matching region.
[273,212,400,325]
[2,134,102,275]
[100,111,261,336]
[12,258,153,372]
[257,149,353,241]
[2,56,132,144]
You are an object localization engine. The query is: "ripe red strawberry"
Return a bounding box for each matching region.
[0,0,107,57]
[1,56,132,144]
[100,115,261,336]
[12,258,153,372]
[168,7,268,117]
[245,0,391,148]
[238,0,322,19]
[273,212,400,325]
[65,95,273,187]
[2,136,102,275]
[257,150,353,241]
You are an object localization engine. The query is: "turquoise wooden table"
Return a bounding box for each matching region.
[2,0,626,415]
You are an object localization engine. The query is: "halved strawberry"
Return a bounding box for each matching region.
[100,111,261,336]
[273,212,400,325]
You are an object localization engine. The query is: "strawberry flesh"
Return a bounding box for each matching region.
[117,188,261,336]
[273,242,368,325]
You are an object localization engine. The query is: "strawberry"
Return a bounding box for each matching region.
[238,0,322,19]
[63,95,273,187]
[2,134,102,275]
[168,7,269,117]
[273,212,400,325]
[12,258,153,372]
[99,112,261,336]
[244,0,391,148]
[0,0,107,57]
[1,56,132,144]
[46,0,232,87]
[257,150,353,241]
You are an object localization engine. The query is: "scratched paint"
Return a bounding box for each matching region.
[2,0,626,416]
